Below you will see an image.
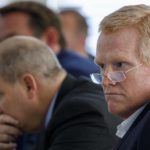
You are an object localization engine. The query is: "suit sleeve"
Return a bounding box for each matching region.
[47,96,116,150]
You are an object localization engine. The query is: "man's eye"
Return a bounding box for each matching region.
[116,62,123,67]
[113,62,125,69]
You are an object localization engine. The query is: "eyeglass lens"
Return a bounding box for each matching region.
[91,64,141,84]
[108,71,126,82]
[90,73,102,84]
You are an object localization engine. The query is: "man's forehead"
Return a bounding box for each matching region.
[0,13,34,42]
[95,47,139,66]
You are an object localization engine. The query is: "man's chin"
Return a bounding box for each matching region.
[107,100,121,116]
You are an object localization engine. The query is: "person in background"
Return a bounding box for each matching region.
[0,1,99,78]
[91,4,150,150]
[0,36,117,150]
[59,9,94,59]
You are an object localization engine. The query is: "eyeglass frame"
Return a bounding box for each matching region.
[90,64,142,84]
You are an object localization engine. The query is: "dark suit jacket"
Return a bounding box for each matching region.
[114,102,150,150]
[34,75,121,150]
[17,51,121,150]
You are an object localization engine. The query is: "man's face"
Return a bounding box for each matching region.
[0,77,42,133]
[95,27,150,119]
[0,12,34,41]
[59,13,78,49]
[0,11,60,54]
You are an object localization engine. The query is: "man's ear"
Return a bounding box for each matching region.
[21,73,38,99]
[41,27,60,54]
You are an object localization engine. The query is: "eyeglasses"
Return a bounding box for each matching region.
[90,64,142,84]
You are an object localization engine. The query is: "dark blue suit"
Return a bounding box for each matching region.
[114,102,150,150]
[57,49,99,78]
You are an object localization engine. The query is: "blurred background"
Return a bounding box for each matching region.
[0,0,150,57]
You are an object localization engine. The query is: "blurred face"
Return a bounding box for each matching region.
[0,12,34,41]
[95,27,150,119]
[0,77,43,133]
[0,12,60,54]
[60,13,78,49]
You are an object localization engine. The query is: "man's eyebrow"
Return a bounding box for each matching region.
[0,33,18,42]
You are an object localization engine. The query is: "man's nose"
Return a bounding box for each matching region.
[102,73,112,86]
[102,71,116,86]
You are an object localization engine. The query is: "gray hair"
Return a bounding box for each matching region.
[99,4,150,65]
[0,36,63,83]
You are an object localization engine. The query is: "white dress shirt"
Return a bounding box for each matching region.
[116,104,147,138]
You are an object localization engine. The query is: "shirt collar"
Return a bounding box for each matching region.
[44,92,58,128]
[116,104,147,138]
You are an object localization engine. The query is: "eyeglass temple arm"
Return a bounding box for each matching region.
[126,64,142,73]
[125,64,142,73]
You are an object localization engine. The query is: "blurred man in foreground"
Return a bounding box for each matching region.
[0,36,117,150]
